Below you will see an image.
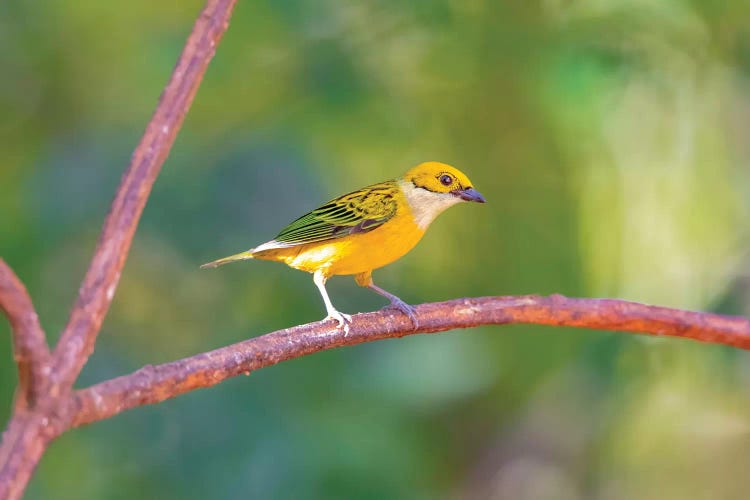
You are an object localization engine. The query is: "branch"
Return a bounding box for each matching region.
[0,259,50,409]
[0,1,238,498]
[50,0,239,393]
[69,295,750,427]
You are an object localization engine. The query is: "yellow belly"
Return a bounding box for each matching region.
[253,209,425,277]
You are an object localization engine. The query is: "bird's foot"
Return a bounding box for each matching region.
[325,310,353,335]
[382,299,419,329]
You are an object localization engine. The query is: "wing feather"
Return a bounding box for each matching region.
[273,181,398,246]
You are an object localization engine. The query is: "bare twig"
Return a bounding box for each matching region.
[0,1,238,498]
[69,295,750,427]
[0,259,50,409]
[50,0,239,394]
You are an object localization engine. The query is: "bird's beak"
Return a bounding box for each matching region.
[452,187,486,203]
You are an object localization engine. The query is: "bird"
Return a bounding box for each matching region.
[200,161,486,332]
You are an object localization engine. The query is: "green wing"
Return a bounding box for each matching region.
[273,181,398,246]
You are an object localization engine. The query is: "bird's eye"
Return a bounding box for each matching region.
[439,174,453,186]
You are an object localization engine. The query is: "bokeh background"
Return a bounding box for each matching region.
[2,0,750,498]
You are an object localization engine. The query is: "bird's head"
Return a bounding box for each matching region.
[402,161,486,203]
[399,161,486,230]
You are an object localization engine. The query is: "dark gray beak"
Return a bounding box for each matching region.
[453,187,486,203]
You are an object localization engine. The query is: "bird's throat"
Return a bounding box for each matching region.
[398,179,462,230]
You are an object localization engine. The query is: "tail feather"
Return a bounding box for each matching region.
[200,250,254,269]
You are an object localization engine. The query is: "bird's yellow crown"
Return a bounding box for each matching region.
[402,161,477,195]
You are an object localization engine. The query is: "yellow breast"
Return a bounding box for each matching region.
[254,203,425,277]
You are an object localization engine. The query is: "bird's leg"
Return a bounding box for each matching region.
[355,271,418,328]
[313,269,352,334]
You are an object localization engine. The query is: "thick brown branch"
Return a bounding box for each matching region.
[50,0,238,393]
[0,1,238,498]
[69,295,750,427]
[0,413,58,500]
[0,259,50,408]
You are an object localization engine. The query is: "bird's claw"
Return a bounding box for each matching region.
[325,310,353,335]
[383,299,419,329]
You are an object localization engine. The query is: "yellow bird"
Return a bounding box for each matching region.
[201,161,485,331]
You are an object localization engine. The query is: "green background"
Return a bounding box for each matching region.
[2,0,750,498]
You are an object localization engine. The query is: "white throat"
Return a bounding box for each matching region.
[398,179,463,230]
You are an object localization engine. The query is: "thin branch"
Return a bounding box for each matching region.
[0,259,50,408]
[0,1,238,498]
[50,0,238,394]
[69,295,750,427]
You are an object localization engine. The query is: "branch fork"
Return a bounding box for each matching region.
[0,0,238,497]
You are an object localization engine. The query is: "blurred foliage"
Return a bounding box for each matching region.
[2,0,750,498]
